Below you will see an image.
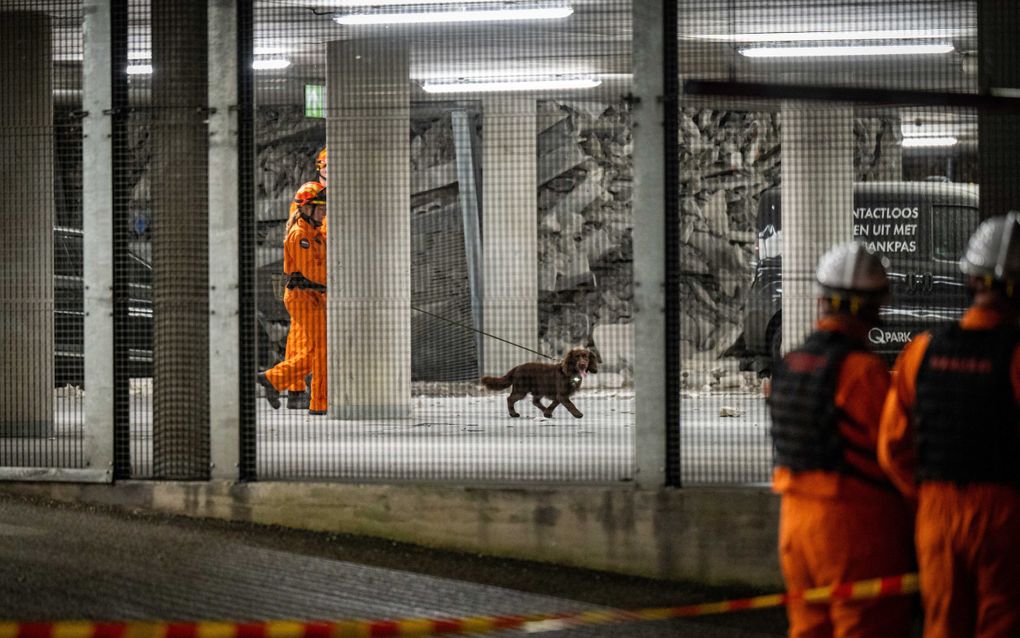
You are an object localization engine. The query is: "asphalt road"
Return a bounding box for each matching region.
[0,492,786,637]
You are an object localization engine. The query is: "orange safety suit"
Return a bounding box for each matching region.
[264,214,328,413]
[879,305,1020,638]
[282,184,327,393]
[772,316,915,638]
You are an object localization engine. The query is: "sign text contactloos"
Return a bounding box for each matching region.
[853,206,920,253]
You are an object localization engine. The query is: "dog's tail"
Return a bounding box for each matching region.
[480,373,513,390]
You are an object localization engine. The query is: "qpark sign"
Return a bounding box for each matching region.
[868,327,915,347]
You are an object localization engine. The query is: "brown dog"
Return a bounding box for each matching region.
[481,348,599,418]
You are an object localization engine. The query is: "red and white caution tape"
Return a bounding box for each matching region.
[0,573,919,638]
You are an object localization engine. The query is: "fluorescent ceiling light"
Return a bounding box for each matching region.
[421,76,600,93]
[740,43,955,58]
[126,59,292,74]
[695,29,963,43]
[335,4,572,25]
[334,0,508,4]
[902,136,958,148]
[252,58,291,70]
[128,50,150,60]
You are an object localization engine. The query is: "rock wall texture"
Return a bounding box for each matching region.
[535,100,633,374]
[51,103,912,384]
[677,110,903,371]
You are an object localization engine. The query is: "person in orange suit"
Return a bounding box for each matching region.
[769,242,915,638]
[287,147,327,231]
[282,147,328,409]
[879,213,1020,638]
[258,181,328,416]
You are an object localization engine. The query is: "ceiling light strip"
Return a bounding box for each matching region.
[740,43,955,58]
[901,136,958,148]
[421,76,600,93]
[335,0,511,5]
[335,5,572,25]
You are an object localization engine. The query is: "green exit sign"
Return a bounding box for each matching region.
[305,84,325,119]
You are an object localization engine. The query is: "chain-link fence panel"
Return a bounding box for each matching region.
[0,2,85,472]
[249,0,636,482]
[671,1,999,486]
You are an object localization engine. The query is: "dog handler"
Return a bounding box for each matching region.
[257,181,329,416]
[282,147,328,408]
[769,242,914,638]
[879,213,1020,638]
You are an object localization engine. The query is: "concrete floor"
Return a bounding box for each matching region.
[5,389,774,484]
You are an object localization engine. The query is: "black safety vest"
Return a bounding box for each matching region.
[915,324,1020,486]
[769,330,867,474]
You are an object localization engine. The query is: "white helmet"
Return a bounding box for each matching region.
[816,241,889,301]
[960,212,1020,282]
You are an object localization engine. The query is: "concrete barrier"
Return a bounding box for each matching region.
[0,481,782,588]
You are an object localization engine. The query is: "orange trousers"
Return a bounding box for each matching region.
[283,319,309,392]
[780,489,915,638]
[264,289,327,412]
[916,483,1020,638]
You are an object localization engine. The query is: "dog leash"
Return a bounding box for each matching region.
[410,304,556,361]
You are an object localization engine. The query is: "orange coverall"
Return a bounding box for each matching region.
[774,316,915,638]
[282,183,327,393]
[264,215,328,413]
[879,306,1020,638]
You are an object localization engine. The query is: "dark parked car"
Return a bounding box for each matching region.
[742,181,981,373]
[54,227,153,386]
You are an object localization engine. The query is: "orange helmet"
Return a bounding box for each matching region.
[293,181,326,208]
[315,147,327,172]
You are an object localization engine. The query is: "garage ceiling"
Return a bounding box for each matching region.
[4,0,981,140]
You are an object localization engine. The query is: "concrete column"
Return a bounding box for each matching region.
[781,104,854,352]
[208,0,239,479]
[631,0,667,488]
[326,39,411,419]
[978,1,1020,218]
[0,12,54,437]
[151,2,209,477]
[82,0,114,474]
[481,97,538,376]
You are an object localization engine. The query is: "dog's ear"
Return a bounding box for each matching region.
[586,348,600,373]
[561,349,576,376]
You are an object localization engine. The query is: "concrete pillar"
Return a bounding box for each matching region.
[781,105,854,352]
[208,0,239,479]
[978,1,1020,218]
[82,0,114,474]
[326,39,411,419]
[631,0,667,488]
[0,12,54,437]
[150,2,209,477]
[481,97,538,376]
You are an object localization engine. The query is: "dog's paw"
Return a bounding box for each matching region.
[571,411,583,419]
[509,412,521,418]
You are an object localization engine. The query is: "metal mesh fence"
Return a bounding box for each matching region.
[672,0,991,485]
[2,0,1018,488]
[250,0,635,483]
[1,2,84,470]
